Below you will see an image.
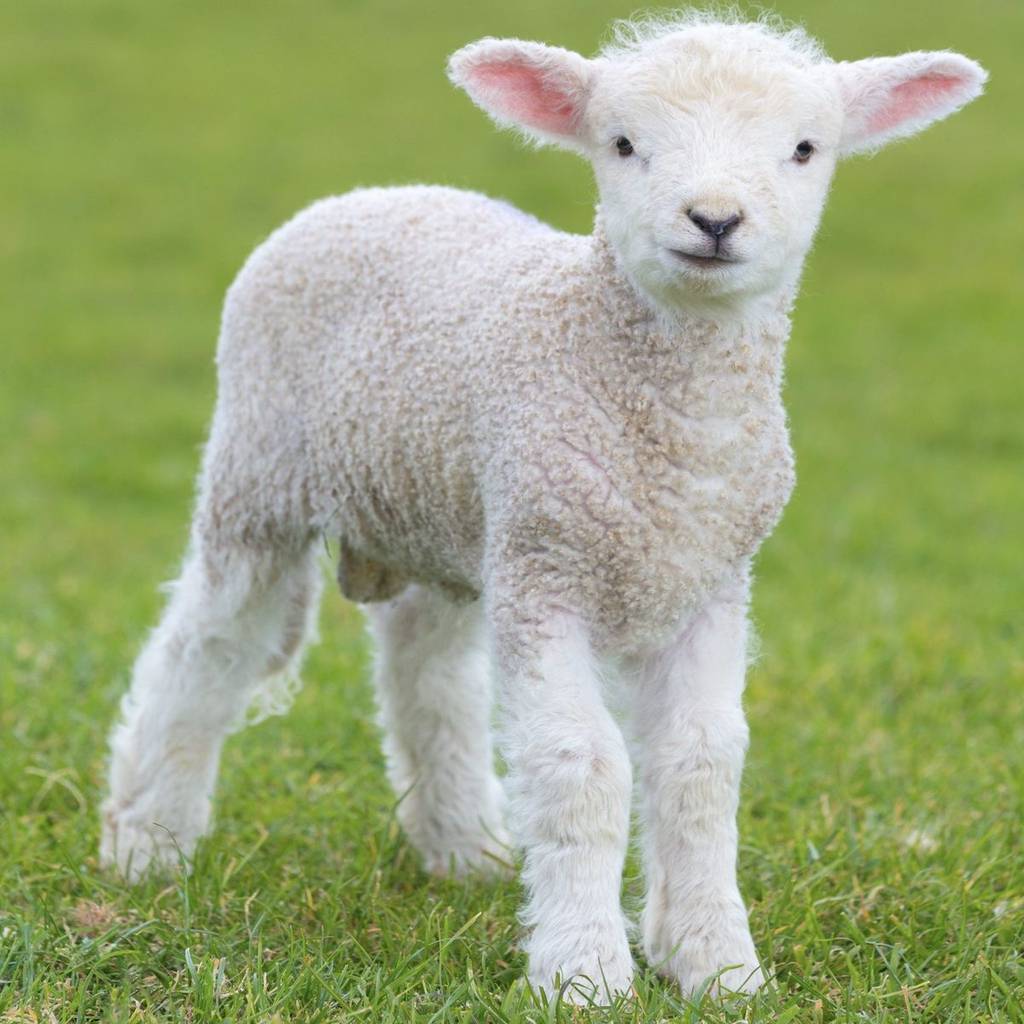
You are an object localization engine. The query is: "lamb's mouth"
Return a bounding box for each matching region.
[668,249,741,269]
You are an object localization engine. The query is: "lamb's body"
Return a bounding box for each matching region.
[101,13,985,1005]
[215,185,793,649]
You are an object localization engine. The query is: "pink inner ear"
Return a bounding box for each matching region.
[470,60,578,135]
[869,73,964,134]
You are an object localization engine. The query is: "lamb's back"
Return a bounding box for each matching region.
[225,186,569,341]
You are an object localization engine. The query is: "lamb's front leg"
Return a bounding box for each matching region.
[494,608,634,1004]
[629,585,765,997]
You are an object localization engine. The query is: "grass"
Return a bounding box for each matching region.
[1,0,1022,1020]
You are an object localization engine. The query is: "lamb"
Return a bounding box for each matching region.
[100,11,986,1003]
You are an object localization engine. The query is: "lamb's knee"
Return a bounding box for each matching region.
[531,737,632,802]
[510,731,632,845]
[643,709,749,808]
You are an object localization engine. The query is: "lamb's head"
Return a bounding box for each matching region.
[449,14,986,312]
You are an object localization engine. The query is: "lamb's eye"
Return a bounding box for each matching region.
[793,140,815,163]
[615,136,634,157]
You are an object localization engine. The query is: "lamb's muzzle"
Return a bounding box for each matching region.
[687,210,743,240]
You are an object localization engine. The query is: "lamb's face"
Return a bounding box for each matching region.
[449,20,986,314]
[585,41,843,304]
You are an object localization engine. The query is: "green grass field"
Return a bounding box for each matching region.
[2,0,1022,1020]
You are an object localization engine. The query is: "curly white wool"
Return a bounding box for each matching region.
[101,11,986,1005]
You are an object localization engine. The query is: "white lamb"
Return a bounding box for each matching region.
[100,11,986,1003]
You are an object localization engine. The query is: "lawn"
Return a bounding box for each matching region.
[1,0,1022,1020]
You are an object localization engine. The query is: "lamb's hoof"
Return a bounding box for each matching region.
[100,804,191,882]
[528,925,635,1006]
[650,933,764,999]
[645,897,764,1000]
[677,958,765,999]
[546,971,636,1007]
[419,827,515,879]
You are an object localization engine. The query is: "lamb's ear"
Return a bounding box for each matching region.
[836,51,987,156]
[447,38,593,150]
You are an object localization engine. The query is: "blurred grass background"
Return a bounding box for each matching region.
[1,0,1022,1020]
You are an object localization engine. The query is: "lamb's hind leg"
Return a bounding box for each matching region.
[366,585,509,877]
[101,537,321,880]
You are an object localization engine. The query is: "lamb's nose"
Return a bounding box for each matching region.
[688,210,742,238]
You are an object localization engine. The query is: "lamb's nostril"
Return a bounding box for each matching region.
[688,210,743,239]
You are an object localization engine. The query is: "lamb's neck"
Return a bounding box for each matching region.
[584,215,794,413]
